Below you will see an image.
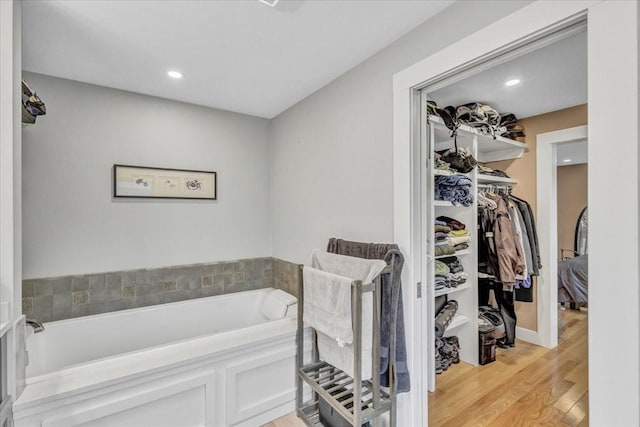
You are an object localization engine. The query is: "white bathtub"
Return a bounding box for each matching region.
[13,288,308,427]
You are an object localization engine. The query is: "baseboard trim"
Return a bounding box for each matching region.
[516,326,541,345]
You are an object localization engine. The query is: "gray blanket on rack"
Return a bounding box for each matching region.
[327,238,410,393]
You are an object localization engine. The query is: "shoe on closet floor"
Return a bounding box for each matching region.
[443,337,460,364]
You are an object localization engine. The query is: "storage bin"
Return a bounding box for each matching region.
[479,324,496,365]
[319,391,372,427]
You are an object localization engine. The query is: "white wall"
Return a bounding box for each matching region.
[269,1,531,264]
[588,1,639,424]
[22,72,271,279]
[1,0,23,405]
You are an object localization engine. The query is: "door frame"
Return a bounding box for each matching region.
[392,1,639,426]
[536,125,588,349]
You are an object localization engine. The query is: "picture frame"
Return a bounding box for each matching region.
[113,164,217,200]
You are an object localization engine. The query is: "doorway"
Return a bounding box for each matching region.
[537,125,588,345]
[392,2,639,426]
[420,27,587,423]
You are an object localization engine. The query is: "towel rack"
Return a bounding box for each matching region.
[295,262,397,427]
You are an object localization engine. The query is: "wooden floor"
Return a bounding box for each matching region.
[264,309,588,427]
[429,308,588,427]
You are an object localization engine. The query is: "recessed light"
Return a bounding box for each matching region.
[563,158,572,163]
[259,0,279,6]
[505,79,520,87]
[167,70,183,79]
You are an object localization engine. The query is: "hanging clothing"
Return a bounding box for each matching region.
[510,203,534,279]
[489,194,525,287]
[477,191,540,303]
[511,196,542,273]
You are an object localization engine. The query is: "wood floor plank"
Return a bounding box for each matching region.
[564,359,588,383]
[555,369,588,414]
[262,412,305,427]
[562,391,589,427]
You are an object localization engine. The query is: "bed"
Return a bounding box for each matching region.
[558,254,588,305]
[558,207,588,307]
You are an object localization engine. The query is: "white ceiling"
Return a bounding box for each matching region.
[430,31,587,119]
[557,140,588,166]
[22,0,453,119]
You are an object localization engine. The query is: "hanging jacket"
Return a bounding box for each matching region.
[511,196,542,272]
[477,206,499,277]
[491,195,525,287]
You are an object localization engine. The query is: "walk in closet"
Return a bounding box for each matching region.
[419,93,525,391]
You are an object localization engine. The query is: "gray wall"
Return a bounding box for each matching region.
[269,1,531,263]
[22,72,272,279]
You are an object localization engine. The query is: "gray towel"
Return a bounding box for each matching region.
[327,238,410,393]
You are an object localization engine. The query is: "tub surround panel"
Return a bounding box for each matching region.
[22,257,274,322]
[14,290,309,427]
[226,349,297,425]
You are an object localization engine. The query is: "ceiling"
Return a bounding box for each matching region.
[557,140,588,166]
[430,31,587,119]
[22,0,453,119]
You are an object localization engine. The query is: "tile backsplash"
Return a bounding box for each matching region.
[22,257,287,322]
[273,258,302,299]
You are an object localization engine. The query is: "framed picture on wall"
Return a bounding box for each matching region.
[113,164,217,200]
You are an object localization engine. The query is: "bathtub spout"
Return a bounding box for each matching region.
[26,318,45,333]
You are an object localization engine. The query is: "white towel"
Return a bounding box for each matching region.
[317,331,372,380]
[310,250,386,286]
[304,250,386,379]
[303,267,357,344]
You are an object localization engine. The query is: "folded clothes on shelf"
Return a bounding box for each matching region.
[478,164,510,178]
[447,272,467,284]
[434,175,474,207]
[435,245,455,256]
[435,153,454,174]
[447,235,471,246]
[454,243,469,251]
[435,224,452,233]
[437,216,466,231]
[435,260,450,277]
[435,231,449,241]
[439,256,463,274]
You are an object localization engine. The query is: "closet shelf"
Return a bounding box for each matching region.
[429,115,526,162]
[477,175,517,185]
[435,282,470,297]
[444,315,469,335]
[434,169,471,178]
[434,200,469,208]
[435,249,471,259]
